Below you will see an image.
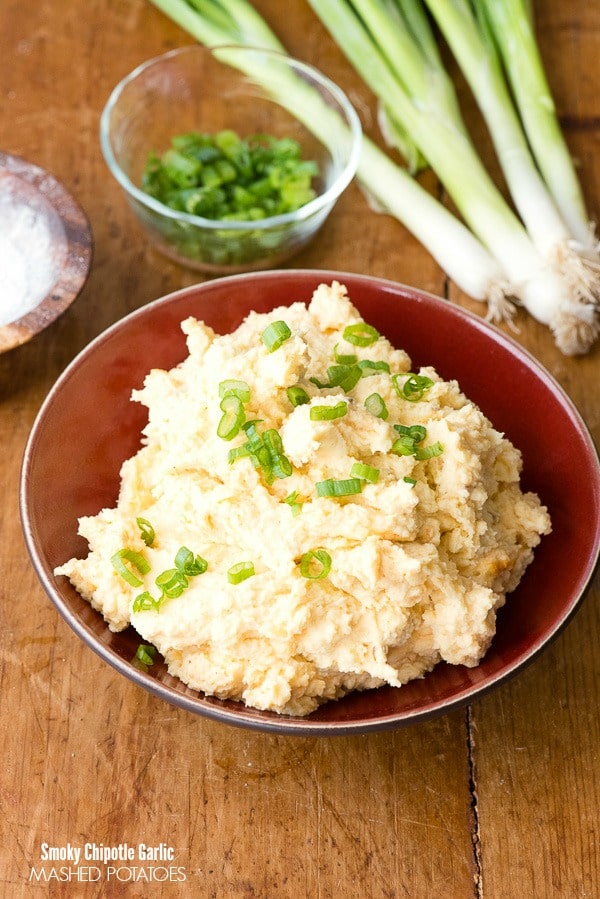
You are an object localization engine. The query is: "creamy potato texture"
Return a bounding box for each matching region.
[55,282,551,716]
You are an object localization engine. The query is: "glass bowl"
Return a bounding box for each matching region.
[99,45,362,273]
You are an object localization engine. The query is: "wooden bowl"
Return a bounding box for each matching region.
[0,152,92,352]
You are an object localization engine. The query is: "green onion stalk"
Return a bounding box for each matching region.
[424,0,599,353]
[147,0,598,352]
[480,0,595,253]
[306,0,598,354]
[147,0,512,314]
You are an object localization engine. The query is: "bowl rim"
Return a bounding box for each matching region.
[99,44,363,233]
[20,270,600,735]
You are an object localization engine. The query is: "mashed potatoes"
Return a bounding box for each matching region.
[55,282,551,716]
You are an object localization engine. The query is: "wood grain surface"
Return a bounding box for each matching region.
[1,1,598,897]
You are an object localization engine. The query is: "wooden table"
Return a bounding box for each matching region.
[2,2,599,896]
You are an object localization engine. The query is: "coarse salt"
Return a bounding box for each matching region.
[0,176,65,327]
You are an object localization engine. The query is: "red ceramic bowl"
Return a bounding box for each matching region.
[20,271,600,735]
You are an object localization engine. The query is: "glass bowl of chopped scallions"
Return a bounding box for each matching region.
[99,46,362,273]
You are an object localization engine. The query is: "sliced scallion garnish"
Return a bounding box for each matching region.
[132,591,160,613]
[287,385,310,407]
[357,359,390,375]
[217,393,245,441]
[333,343,358,365]
[228,561,255,584]
[394,424,427,444]
[393,373,434,402]
[175,546,208,576]
[132,643,157,670]
[310,401,348,421]
[219,379,251,403]
[364,392,389,419]
[415,441,444,460]
[155,568,188,598]
[342,321,380,347]
[283,491,303,515]
[262,320,291,352]
[403,476,417,487]
[111,548,150,587]
[136,517,155,547]
[350,462,380,483]
[326,363,362,393]
[299,548,332,579]
[316,477,363,498]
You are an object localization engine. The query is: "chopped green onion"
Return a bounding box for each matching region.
[316,477,363,498]
[393,373,434,402]
[326,363,362,393]
[218,393,245,440]
[262,320,291,352]
[310,401,348,421]
[299,548,332,579]
[175,546,208,576]
[415,441,444,460]
[364,392,389,419]
[155,568,188,598]
[333,343,358,364]
[136,517,155,547]
[343,321,380,347]
[228,561,255,584]
[357,359,390,375]
[132,591,160,613]
[391,437,418,456]
[287,385,310,407]
[132,643,157,669]
[111,548,150,587]
[228,444,251,463]
[350,462,380,483]
[283,490,303,515]
[219,379,251,403]
[403,476,417,487]
[263,428,284,456]
[394,424,427,444]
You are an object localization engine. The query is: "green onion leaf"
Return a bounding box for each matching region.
[364,393,389,419]
[262,320,292,352]
[132,643,157,669]
[132,591,160,613]
[394,424,427,444]
[415,441,444,460]
[391,437,418,456]
[218,394,245,440]
[343,321,380,347]
[310,401,348,421]
[316,477,363,498]
[174,546,208,576]
[219,379,251,403]
[228,444,251,464]
[357,359,390,375]
[155,568,188,598]
[287,385,310,407]
[136,517,155,547]
[111,548,150,587]
[403,476,417,487]
[326,363,362,393]
[283,491,303,515]
[393,373,434,402]
[299,548,332,579]
[333,343,358,365]
[350,462,380,483]
[228,561,255,584]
